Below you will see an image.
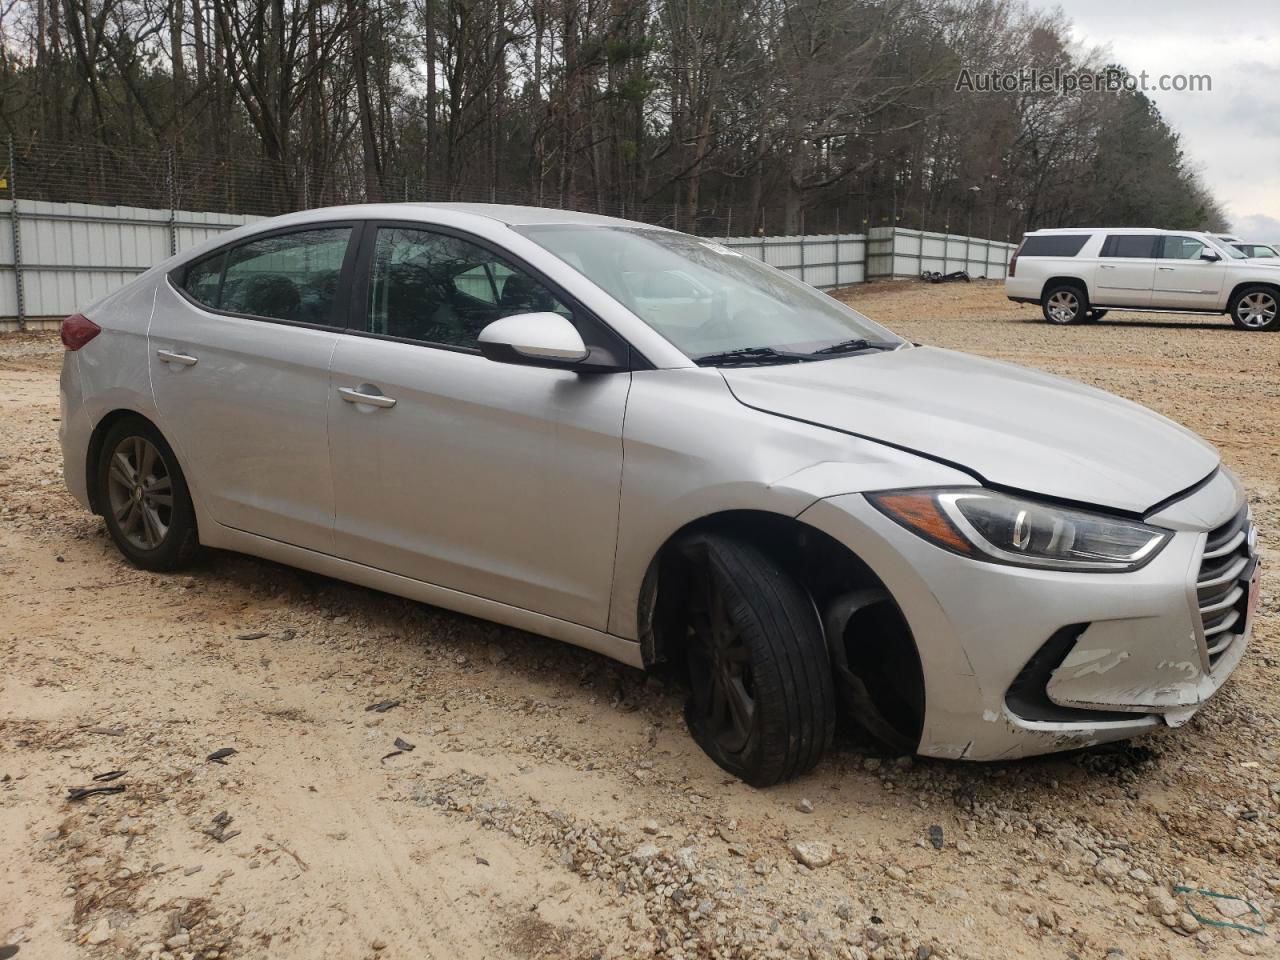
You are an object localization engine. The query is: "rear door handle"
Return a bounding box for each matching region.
[156,349,198,367]
[338,386,397,409]
[1157,266,1176,271]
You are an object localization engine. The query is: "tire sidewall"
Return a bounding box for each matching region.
[680,535,835,786]
[97,416,198,570]
[1042,285,1087,325]
[1230,286,1280,331]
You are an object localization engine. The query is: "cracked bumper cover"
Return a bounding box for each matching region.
[799,473,1254,761]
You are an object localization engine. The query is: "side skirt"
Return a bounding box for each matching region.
[204,522,645,670]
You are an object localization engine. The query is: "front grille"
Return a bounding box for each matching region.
[1196,504,1256,667]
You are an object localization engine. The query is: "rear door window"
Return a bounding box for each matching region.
[1018,235,1089,257]
[1101,235,1159,258]
[178,227,354,326]
[220,228,353,324]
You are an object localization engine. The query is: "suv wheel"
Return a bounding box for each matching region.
[97,416,199,571]
[1230,286,1279,331]
[680,535,835,786]
[1042,285,1087,324]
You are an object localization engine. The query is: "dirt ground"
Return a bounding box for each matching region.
[3,280,1279,960]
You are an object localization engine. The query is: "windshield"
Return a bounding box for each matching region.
[1209,237,1248,259]
[517,225,904,361]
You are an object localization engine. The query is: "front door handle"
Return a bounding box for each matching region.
[1157,266,1176,271]
[338,386,397,409]
[156,349,198,367]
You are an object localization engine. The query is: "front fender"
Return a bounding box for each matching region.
[606,366,974,639]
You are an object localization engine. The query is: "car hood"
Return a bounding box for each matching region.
[721,346,1219,515]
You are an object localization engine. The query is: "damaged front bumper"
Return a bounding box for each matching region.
[800,469,1257,761]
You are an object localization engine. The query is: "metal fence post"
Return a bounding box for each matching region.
[166,148,178,257]
[6,136,25,331]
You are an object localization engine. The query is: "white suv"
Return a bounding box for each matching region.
[1005,228,1280,331]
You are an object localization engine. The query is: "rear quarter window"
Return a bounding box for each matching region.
[1019,235,1089,257]
[183,253,225,308]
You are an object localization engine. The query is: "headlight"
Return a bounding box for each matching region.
[866,488,1170,572]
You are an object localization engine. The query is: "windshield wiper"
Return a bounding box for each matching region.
[808,338,901,357]
[693,346,812,367]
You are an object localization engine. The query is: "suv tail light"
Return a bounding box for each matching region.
[60,313,101,351]
[1008,241,1025,278]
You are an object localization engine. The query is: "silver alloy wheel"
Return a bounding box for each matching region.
[1047,290,1080,323]
[1236,291,1278,329]
[106,435,173,550]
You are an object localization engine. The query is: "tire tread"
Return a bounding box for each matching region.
[686,534,835,785]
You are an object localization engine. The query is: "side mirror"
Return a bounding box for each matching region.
[1200,251,1222,262]
[477,312,589,367]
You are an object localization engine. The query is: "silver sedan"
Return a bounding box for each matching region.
[58,204,1260,784]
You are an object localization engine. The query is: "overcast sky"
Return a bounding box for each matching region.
[1027,0,1280,240]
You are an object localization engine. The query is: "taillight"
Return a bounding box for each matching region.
[60,313,101,351]
[1003,240,1024,277]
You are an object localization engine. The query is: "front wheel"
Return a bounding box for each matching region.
[1042,285,1087,324]
[1230,286,1280,331]
[680,535,835,786]
[96,416,199,571]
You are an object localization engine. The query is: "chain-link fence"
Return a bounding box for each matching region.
[0,136,829,237]
[2,136,1015,329]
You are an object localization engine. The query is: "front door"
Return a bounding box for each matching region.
[149,224,357,553]
[327,224,630,630]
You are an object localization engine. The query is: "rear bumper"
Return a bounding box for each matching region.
[59,353,94,511]
[800,470,1254,760]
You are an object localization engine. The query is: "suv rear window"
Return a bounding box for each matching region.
[1101,235,1159,258]
[1019,235,1089,257]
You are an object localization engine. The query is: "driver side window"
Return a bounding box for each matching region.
[362,227,570,349]
[1160,236,1209,260]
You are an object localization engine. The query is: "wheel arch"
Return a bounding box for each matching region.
[637,508,926,749]
[1227,280,1280,310]
[85,409,179,516]
[1040,276,1090,301]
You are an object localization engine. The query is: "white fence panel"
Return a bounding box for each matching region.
[879,228,1015,280]
[721,233,866,289]
[1,199,257,322]
[2,200,1011,327]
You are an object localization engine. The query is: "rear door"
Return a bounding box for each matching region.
[326,222,631,630]
[150,224,359,552]
[1151,235,1227,309]
[1094,234,1159,307]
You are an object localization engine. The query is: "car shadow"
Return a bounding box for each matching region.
[1019,316,1232,332]
[1092,318,1234,332]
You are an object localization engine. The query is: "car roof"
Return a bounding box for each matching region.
[245,202,655,232]
[1025,227,1206,236]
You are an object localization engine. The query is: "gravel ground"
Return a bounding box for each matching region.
[2,280,1278,960]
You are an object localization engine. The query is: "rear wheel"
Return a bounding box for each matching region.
[680,534,835,786]
[96,416,199,571]
[1042,285,1088,324]
[1229,286,1280,331]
